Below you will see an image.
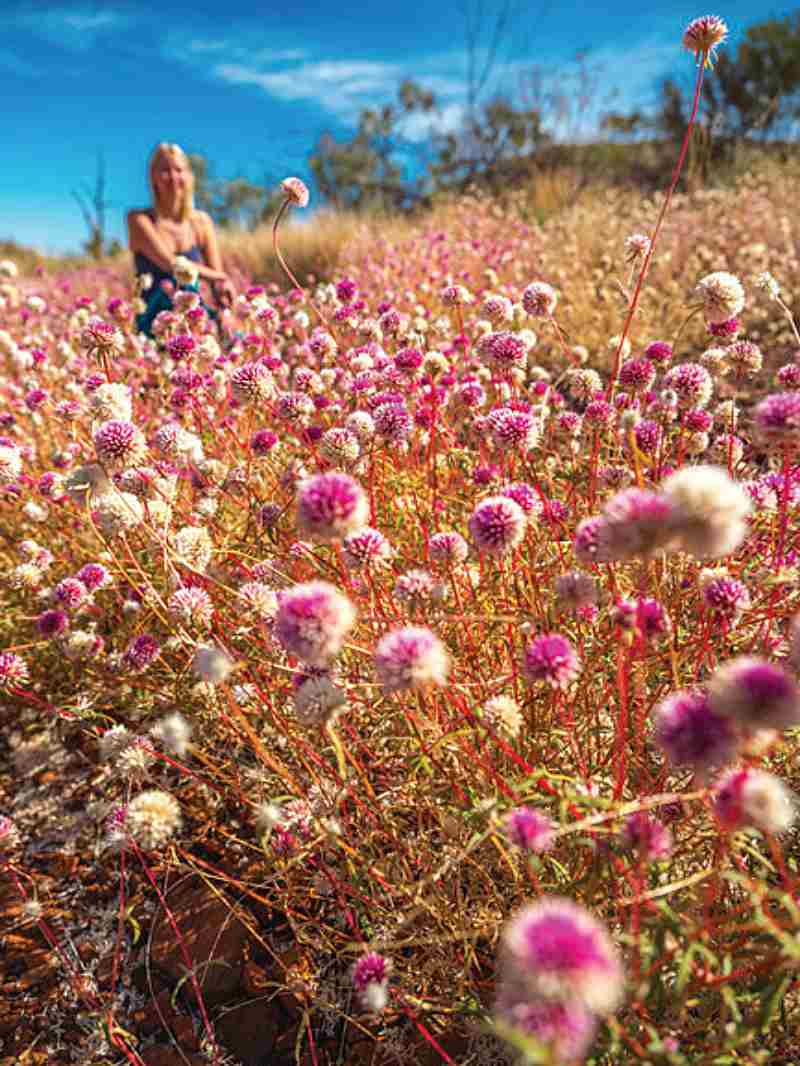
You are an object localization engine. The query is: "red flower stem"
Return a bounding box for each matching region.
[608,56,708,392]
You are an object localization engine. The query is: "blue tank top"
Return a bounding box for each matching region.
[134,243,203,299]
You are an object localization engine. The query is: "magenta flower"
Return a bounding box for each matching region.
[709,657,800,733]
[296,472,369,543]
[250,429,278,456]
[124,634,161,673]
[478,332,527,373]
[753,392,800,453]
[93,420,148,470]
[619,357,656,392]
[469,496,527,557]
[644,340,673,365]
[522,633,581,690]
[702,576,750,622]
[54,576,89,610]
[76,562,111,592]
[374,626,450,693]
[500,897,624,1013]
[281,176,310,207]
[653,689,737,774]
[36,609,69,638]
[596,488,676,562]
[495,992,597,1062]
[342,526,393,571]
[572,515,604,565]
[0,651,28,690]
[352,952,392,1011]
[503,807,556,853]
[622,812,673,861]
[522,281,558,317]
[713,767,795,835]
[429,531,468,566]
[274,582,356,667]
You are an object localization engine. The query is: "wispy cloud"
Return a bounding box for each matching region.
[213,59,408,119]
[3,5,136,51]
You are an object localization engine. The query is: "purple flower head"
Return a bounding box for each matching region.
[622,812,673,861]
[633,419,661,455]
[572,515,604,565]
[167,334,196,362]
[394,347,423,373]
[500,897,624,1013]
[635,597,671,641]
[583,399,614,426]
[522,281,558,317]
[36,609,69,638]
[374,626,450,693]
[522,633,580,690]
[703,576,750,622]
[685,408,714,433]
[76,562,111,592]
[274,581,356,667]
[713,766,795,835]
[489,408,541,451]
[503,807,556,853]
[93,420,148,470]
[473,463,499,486]
[663,362,713,408]
[644,340,673,365]
[469,496,527,557]
[753,392,800,453]
[495,994,597,1063]
[54,577,89,610]
[342,527,393,571]
[0,652,28,690]
[374,403,412,443]
[501,482,543,519]
[619,357,656,392]
[478,331,527,373]
[296,472,369,543]
[707,316,739,339]
[352,952,391,1011]
[597,488,676,562]
[250,429,278,456]
[124,634,161,672]
[709,657,800,733]
[653,689,737,775]
[429,531,469,567]
[777,362,800,390]
[336,277,358,302]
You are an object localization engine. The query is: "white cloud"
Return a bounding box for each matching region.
[213,59,407,120]
[3,5,135,51]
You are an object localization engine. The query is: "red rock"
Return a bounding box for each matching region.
[149,876,251,1006]
[141,1047,205,1066]
[215,999,291,1066]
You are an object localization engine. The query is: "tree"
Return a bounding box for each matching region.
[73,151,112,259]
[702,13,800,138]
[187,154,283,230]
[310,85,434,212]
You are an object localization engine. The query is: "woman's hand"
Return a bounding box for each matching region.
[212,275,236,308]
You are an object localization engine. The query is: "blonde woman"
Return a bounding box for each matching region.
[127,142,235,336]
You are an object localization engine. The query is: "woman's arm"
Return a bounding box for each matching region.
[127,211,226,283]
[194,211,235,307]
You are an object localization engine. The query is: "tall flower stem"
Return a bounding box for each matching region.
[272,199,337,337]
[608,57,709,392]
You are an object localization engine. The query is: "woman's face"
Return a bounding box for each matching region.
[154,154,187,199]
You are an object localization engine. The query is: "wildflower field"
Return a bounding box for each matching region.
[5,19,800,1066]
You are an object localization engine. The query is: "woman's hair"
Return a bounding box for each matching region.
[148,142,195,222]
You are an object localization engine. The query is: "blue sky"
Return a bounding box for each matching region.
[0,0,778,253]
